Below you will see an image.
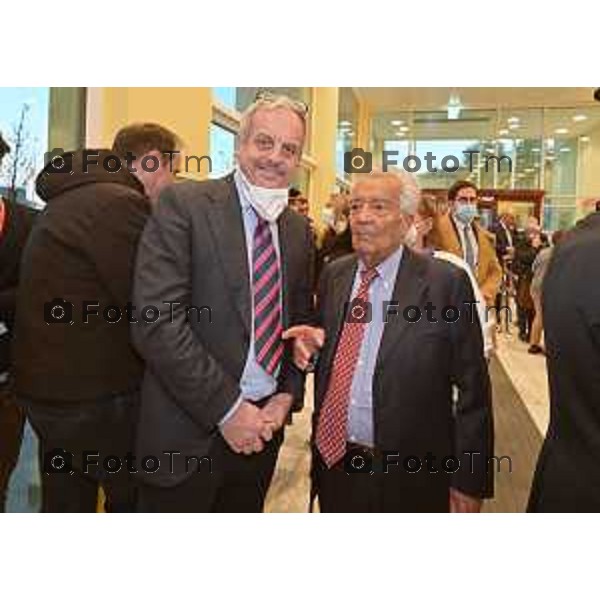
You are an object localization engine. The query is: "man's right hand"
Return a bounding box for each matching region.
[219,401,271,455]
[282,325,325,371]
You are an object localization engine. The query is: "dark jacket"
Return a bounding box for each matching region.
[13,149,151,402]
[512,238,543,311]
[491,221,516,263]
[311,249,494,511]
[0,199,38,380]
[131,174,315,486]
[528,212,600,511]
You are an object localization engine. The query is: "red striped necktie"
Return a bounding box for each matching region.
[316,266,378,468]
[252,215,283,376]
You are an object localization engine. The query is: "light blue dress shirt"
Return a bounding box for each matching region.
[346,245,404,447]
[219,170,282,425]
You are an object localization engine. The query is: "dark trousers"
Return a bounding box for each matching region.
[0,386,25,512]
[20,391,140,513]
[138,429,284,513]
[315,447,450,513]
[517,306,534,340]
[315,452,382,513]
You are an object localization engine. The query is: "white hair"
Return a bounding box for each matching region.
[238,95,308,145]
[353,168,421,215]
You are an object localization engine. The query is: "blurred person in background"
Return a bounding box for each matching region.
[289,187,315,239]
[0,132,38,512]
[528,229,565,355]
[427,180,502,309]
[408,193,494,358]
[512,224,545,343]
[316,192,353,280]
[288,187,309,217]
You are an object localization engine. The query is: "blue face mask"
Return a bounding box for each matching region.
[454,202,479,224]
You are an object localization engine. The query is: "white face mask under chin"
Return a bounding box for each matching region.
[237,168,288,223]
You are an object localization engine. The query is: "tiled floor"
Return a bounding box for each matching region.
[264,341,547,513]
[7,331,550,512]
[495,331,550,436]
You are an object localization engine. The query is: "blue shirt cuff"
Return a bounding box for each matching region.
[218,394,245,428]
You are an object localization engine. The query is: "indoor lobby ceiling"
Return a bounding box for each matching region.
[355,87,599,111]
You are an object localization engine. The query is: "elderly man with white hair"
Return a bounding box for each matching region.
[285,169,494,512]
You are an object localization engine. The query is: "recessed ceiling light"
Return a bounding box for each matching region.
[508,117,520,124]
[573,114,588,122]
[525,168,535,173]
[581,136,590,142]
[509,123,520,130]
[339,121,352,127]
[531,148,541,152]
[391,120,404,126]
[395,132,406,137]
[555,128,569,134]
[399,126,410,132]
[499,129,509,135]
[546,156,556,161]
[559,147,571,152]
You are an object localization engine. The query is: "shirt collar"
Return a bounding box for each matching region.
[233,168,252,213]
[358,245,404,290]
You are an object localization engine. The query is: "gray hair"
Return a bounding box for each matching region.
[353,169,421,215]
[238,94,308,146]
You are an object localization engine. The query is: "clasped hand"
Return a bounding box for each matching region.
[220,393,293,455]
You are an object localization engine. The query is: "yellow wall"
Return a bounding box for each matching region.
[356,96,371,152]
[86,87,212,179]
[308,87,339,230]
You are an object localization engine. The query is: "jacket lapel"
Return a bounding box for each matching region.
[277,209,292,328]
[205,175,251,335]
[375,248,429,368]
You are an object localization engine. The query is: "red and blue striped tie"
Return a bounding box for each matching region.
[252,216,283,376]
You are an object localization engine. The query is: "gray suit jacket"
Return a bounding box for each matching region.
[132,174,314,486]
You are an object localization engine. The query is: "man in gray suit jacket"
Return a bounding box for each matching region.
[132,95,314,512]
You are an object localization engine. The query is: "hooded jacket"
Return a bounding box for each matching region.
[13,149,151,402]
[0,198,38,381]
